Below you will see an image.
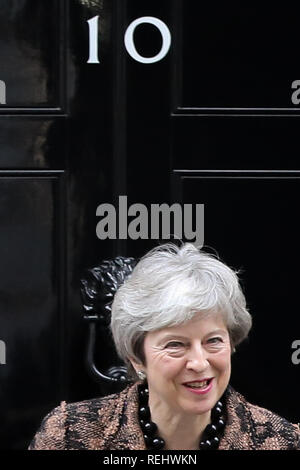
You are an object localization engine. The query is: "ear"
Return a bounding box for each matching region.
[229,337,236,354]
[128,356,144,375]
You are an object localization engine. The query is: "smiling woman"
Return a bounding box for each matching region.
[28,243,300,450]
[131,315,232,450]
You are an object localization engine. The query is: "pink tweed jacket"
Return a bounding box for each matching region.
[28,384,300,450]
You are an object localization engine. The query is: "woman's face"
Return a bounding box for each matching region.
[138,313,231,416]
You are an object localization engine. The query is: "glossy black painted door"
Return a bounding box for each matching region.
[0,0,116,449]
[115,0,300,425]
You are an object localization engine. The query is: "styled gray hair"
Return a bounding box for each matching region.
[110,243,252,380]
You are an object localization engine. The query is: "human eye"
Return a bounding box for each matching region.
[165,341,185,348]
[207,337,224,345]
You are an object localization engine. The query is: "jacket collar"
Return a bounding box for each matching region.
[219,385,253,450]
[108,382,251,450]
[109,382,145,450]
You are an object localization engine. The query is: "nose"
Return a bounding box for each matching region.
[186,343,209,373]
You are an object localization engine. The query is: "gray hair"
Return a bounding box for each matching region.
[110,243,252,380]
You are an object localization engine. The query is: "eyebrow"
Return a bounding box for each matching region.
[205,329,228,337]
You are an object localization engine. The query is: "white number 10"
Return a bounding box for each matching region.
[87,15,171,64]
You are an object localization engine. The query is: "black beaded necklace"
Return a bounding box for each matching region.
[138,381,227,450]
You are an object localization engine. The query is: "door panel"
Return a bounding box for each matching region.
[176,1,300,109]
[0,175,64,449]
[0,118,66,168]
[0,0,63,109]
[172,116,300,170]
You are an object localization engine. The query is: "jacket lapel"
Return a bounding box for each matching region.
[107,383,253,450]
[219,386,253,450]
[108,383,146,450]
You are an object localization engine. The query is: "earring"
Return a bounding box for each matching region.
[137,370,146,381]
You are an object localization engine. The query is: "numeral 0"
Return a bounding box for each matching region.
[87,15,171,64]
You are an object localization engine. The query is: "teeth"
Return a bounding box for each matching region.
[186,380,209,388]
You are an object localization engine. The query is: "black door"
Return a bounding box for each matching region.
[0,0,299,450]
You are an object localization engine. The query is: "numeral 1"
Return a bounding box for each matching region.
[87,15,100,64]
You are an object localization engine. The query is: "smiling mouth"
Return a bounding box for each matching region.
[183,378,213,389]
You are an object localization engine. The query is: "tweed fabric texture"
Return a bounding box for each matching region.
[28,384,300,450]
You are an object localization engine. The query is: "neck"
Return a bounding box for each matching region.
[149,397,211,450]
[137,381,226,450]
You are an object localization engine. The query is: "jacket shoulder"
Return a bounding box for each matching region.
[65,390,123,422]
[28,401,68,450]
[28,388,128,450]
[226,387,300,450]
